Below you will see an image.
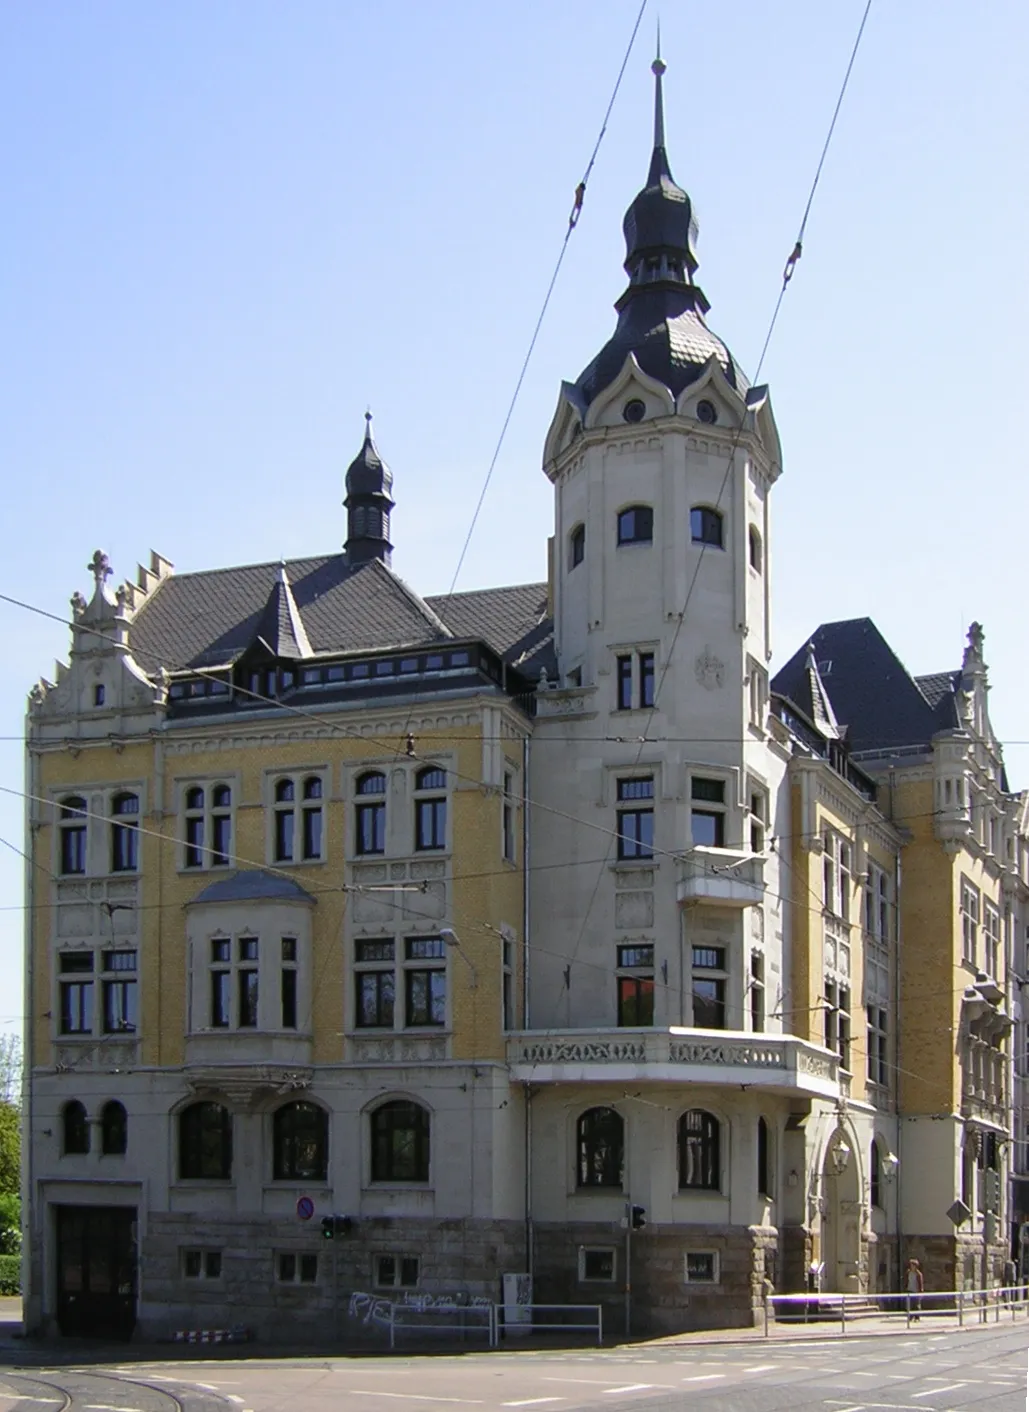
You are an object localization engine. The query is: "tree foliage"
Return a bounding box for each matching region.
[0,1036,21,1106]
[0,1103,19,1197]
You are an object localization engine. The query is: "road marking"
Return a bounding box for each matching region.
[743,1365,778,1374]
[681,1374,725,1382]
[502,1402,564,1409]
[85,1405,144,1411]
[911,1386,966,1399]
[541,1378,617,1386]
[227,1399,245,1405]
[349,1396,483,1406]
[602,1388,654,1396]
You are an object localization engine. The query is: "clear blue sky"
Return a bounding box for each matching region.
[1,1,1027,1026]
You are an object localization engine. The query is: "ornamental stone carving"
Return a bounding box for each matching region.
[694,647,725,691]
[670,1040,784,1068]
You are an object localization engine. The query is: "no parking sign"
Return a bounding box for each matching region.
[296,1195,315,1221]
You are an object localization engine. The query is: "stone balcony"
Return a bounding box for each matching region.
[676,847,765,907]
[507,1027,840,1098]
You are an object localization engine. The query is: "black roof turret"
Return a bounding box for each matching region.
[344,413,395,568]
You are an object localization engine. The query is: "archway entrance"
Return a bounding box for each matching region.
[822,1131,862,1293]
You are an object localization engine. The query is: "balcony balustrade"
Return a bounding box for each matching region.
[676,847,765,908]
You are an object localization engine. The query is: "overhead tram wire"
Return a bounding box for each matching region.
[549,1,878,1012]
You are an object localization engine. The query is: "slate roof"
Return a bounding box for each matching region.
[772,618,959,756]
[249,565,312,661]
[128,552,555,677]
[189,870,315,905]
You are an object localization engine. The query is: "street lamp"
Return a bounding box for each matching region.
[828,1129,852,1176]
[440,927,479,989]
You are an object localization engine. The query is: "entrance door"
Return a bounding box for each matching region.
[822,1145,862,1293]
[56,1205,137,1338]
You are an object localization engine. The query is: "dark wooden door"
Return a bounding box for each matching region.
[56,1205,137,1338]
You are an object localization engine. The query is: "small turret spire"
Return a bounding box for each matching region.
[344,412,395,568]
[653,27,666,151]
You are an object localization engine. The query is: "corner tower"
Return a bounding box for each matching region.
[344,412,395,568]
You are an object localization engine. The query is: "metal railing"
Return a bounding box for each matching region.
[387,1300,494,1350]
[764,1285,1029,1336]
[494,1302,603,1346]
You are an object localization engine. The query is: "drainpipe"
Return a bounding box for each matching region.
[521,734,533,1281]
[894,841,903,1292]
[21,725,36,1331]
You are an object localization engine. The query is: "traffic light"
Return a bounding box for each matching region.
[631,1205,647,1231]
[321,1216,335,1240]
[322,1214,354,1239]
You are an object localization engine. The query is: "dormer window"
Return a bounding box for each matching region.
[691,506,724,548]
[569,524,586,569]
[617,505,653,546]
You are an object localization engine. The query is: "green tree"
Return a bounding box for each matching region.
[0,1191,19,1255]
[0,1102,19,1196]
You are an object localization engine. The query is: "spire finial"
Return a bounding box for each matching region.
[651,29,667,152]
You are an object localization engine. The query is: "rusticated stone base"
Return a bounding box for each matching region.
[135,1213,527,1343]
[901,1232,1010,1295]
[780,1223,813,1293]
[532,1220,779,1334]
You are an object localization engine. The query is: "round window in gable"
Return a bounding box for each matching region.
[622,398,646,424]
[696,399,718,425]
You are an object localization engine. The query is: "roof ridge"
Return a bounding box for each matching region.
[425,579,548,601]
[375,560,453,640]
[145,552,339,585]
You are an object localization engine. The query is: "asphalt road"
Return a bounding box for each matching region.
[1,1323,1026,1412]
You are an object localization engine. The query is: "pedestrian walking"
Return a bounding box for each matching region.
[906,1258,924,1321]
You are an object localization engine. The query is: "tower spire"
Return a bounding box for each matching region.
[648,41,670,185]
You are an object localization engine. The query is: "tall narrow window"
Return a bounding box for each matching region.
[281,937,298,1029]
[616,505,653,546]
[692,947,727,1028]
[302,777,323,859]
[616,777,654,860]
[616,944,655,1026]
[414,768,447,852]
[616,655,633,711]
[757,1116,770,1197]
[750,953,765,1033]
[867,1005,888,1087]
[101,1100,127,1156]
[690,506,724,548]
[576,1107,624,1188]
[62,1100,90,1155]
[502,771,516,863]
[355,772,386,855]
[184,787,205,868]
[870,1139,882,1209]
[502,937,514,1031]
[179,1101,232,1180]
[101,949,138,1033]
[569,524,585,569]
[639,652,655,708]
[371,1100,431,1183]
[238,937,259,1028]
[355,939,396,1028]
[404,937,446,1027]
[273,1101,328,1182]
[110,793,139,873]
[690,777,726,847]
[211,784,232,866]
[59,796,88,875]
[961,879,980,966]
[748,525,762,571]
[59,952,94,1034]
[210,938,231,1028]
[678,1109,720,1190]
[274,779,295,861]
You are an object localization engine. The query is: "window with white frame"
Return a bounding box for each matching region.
[59,947,138,1037]
[110,792,140,873]
[404,936,447,1026]
[690,776,726,848]
[824,981,851,1071]
[615,650,656,710]
[684,1251,720,1284]
[578,1247,616,1282]
[747,783,767,853]
[747,660,768,731]
[961,878,980,966]
[375,1254,420,1289]
[208,934,258,1028]
[867,1005,888,1088]
[691,946,727,1028]
[272,774,325,863]
[864,863,891,942]
[354,939,396,1028]
[58,796,88,875]
[414,768,448,851]
[502,937,514,1031]
[352,935,451,1031]
[750,952,765,1033]
[281,937,298,1029]
[182,783,233,869]
[984,902,1000,978]
[822,831,852,921]
[616,944,655,1026]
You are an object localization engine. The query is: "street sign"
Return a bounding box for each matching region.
[296,1195,315,1221]
[946,1198,971,1227]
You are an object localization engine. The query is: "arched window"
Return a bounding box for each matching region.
[576,1106,624,1189]
[690,506,724,548]
[273,1101,328,1182]
[414,768,447,852]
[370,1100,430,1183]
[569,524,586,569]
[179,1101,232,1180]
[62,1100,89,1155]
[757,1116,770,1197]
[678,1109,721,1191]
[101,1100,127,1156]
[748,525,763,572]
[616,505,653,546]
[870,1139,882,1209]
[110,792,139,873]
[355,771,387,855]
[59,796,88,875]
